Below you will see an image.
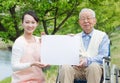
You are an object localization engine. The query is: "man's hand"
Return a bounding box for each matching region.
[73,57,87,70]
[78,57,87,67]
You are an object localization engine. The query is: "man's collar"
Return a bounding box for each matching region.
[82,29,94,37]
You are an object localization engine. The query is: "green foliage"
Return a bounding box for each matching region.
[0,0,120,42]
[78,0,120,36]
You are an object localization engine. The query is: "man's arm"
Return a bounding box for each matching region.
[87,34,110,66]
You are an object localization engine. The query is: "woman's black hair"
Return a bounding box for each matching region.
[22,10,39,23]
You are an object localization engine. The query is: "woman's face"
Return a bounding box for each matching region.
[22,14,38,34]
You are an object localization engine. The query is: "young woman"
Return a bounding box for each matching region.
[11,10,47,83]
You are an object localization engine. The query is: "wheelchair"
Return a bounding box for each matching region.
[73,56,111,83]
[110,64,120,83]
[73,62,120,83]
[56,46,120,83]
[56,56,111,83]
[56,58,120,83]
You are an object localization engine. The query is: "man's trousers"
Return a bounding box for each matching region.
[58,63,102,83]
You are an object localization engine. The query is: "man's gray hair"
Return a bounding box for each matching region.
[79,8,96,19]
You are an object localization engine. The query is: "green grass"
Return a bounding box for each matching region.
[0,77,11,83]
[1,30,120,83]
[44,66,58,83]
[110,30,120,67]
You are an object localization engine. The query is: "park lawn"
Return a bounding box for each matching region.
[0,77,11,83]
[44,66,58,83]
[0,30,120,83]
[110,30,120,67]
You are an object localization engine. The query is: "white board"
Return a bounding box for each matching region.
[40,35,80,65]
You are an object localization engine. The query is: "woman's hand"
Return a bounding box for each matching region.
[41,32,46,35]
[31,62,50,68]
[39,32,46,43]
[67,34,75,36]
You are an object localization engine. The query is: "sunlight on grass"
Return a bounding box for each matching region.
[44,66,59,83]
[0,77,11,83]
[110,30,120,67]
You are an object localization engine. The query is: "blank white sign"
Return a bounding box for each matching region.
[40,35,80,65]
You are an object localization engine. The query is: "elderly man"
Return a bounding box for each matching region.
[58,8,110,83]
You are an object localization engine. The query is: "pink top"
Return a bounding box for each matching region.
[11,36,45,83]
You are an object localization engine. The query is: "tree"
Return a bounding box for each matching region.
[0,0,120,42]
[0,0,82,42]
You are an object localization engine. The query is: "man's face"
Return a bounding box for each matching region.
[78,11,96,34]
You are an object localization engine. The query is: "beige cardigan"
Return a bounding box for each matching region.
[76,29,106,57]
[11,36,45,83]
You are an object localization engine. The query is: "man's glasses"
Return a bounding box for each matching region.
[80,17,94,21]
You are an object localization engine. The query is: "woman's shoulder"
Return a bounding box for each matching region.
[13,36,25,46]
[14,36,24,42]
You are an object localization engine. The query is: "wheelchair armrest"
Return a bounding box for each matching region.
[117,67,120,77]
[103,56,111,81]
[103,57,111,61]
